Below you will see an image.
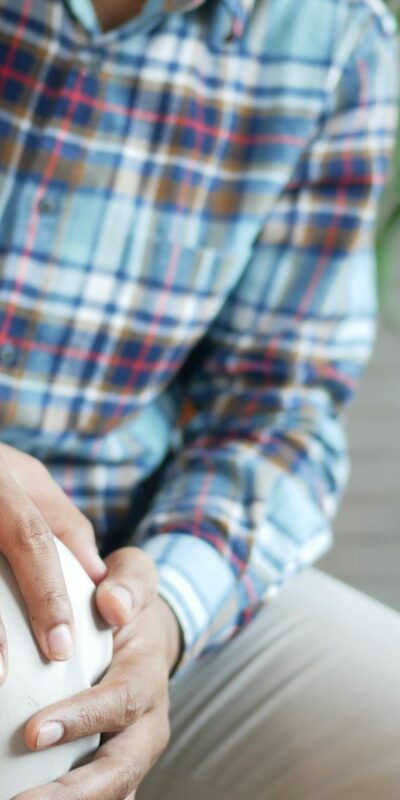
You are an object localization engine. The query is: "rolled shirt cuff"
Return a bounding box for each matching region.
[139,533,236,669]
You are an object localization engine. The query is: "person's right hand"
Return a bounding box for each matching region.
[0,443,107,685]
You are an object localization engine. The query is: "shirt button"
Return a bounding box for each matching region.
[38,196,58,216]
[0,342,18,367]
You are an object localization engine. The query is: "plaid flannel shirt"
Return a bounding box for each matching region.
[0,0,397,667]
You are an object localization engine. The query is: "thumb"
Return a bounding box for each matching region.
[95,547,158,627]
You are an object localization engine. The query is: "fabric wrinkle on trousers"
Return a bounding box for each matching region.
[138,569,400,800]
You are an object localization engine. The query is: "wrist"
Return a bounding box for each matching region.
[157,595,183,675]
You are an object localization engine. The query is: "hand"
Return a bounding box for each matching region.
[0,443,106,682]
[16,547,182,800]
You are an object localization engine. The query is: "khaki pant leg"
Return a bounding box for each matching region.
[138,569,400,800]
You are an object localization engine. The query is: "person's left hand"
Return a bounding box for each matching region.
[13,547,182,800]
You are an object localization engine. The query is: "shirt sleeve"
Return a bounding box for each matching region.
[138,12,398,668]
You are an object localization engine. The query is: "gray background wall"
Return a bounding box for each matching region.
[320,324,400,611]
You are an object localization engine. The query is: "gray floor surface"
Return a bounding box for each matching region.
[319,323,400,611]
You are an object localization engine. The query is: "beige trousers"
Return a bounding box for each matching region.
[138,570,400,800]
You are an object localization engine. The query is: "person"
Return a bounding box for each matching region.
[0,0,399,797]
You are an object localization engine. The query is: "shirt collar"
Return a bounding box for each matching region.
[65,0,256,41]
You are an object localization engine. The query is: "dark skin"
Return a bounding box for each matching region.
[0,445,181,800]
[91,0,146,31]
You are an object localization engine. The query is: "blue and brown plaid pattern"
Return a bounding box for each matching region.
[0,0,397,665]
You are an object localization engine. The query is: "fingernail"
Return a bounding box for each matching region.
[47,624,74,660]
[36,721,64,750]
[108,585,133,615]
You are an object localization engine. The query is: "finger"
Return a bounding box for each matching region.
[0,445,106,584]
[46,502,106,585]
[0,468,75,662]
[24,665,159,749]
[30,481,106,584]
[12,754,142,800]
[96,548,158,627]
[15,709,169,800]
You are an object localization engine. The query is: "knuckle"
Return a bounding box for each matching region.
[118,683,140,727]
[76,703,93,733]
[13,513,50,554]
[76,698,105,734]
[39,587,70,619]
